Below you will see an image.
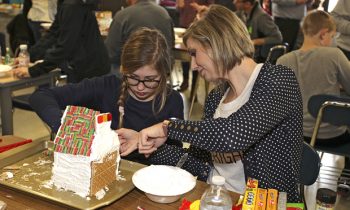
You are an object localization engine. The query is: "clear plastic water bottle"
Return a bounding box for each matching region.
[4,47,11,65]
[200,176,232,210]
[17,44,30,67]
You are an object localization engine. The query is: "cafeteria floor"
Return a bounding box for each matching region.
[3,61,350,209]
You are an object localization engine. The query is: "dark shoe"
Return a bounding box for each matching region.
[178,81,189,92]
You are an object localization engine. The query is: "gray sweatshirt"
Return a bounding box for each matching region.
[277,47,350,139]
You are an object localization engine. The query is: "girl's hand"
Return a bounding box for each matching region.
[138,122,167,157]
[116,128,139,156]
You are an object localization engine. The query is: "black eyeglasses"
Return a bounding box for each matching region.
[124,75,161,89]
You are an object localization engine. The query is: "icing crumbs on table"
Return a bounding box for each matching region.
[117,174,126,181]
[34,159,52,166]
[95,188,106,200]
[40,180,54,189]
[0,172,14,180]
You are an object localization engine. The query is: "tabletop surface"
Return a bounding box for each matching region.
[0,176,240,210]
[0,72,19,84]
[0,136,240,210]
[0,70,59,87]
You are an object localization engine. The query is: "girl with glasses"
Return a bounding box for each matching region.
[29,28,211,180]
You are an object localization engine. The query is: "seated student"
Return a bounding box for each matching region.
[12,0,110,83]
[277,10,350,146]
[29,28,211,180]
[128,5,303,202]
[234,0,282,62]
[105,0,175,77]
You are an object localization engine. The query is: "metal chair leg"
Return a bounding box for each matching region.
[188,75,201,119]
[188,75,210,119]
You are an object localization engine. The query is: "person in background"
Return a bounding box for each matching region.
[234,0,282,62]
[261,0,271,15]
[105,0,175,77]
[277,9,350,187]
[29,28,211,180]
[12,0,110,83]
[6,0,34,53]
[214,0,236,11]
[272,0,314,51]
[97,0,127,16]
[27,0,58,42]
[330,0,350,60]
[131,5,303,201]
[176,0,213,93]
[277,10,350,149]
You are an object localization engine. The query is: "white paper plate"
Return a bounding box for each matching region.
[132,165,196,196]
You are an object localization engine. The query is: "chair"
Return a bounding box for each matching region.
[265,43,288,65]
[308,94,350,185]
[12,94,33,111]
[299,142,321,210]
[308,94,350,153]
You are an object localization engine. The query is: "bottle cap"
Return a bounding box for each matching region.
[19,44,27,50]
[316,188,336,204]
[212,176,225,186]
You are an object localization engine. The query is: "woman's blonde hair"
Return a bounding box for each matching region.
[117,27,171,128]
[183,5,254,78]
[302,10,336,36]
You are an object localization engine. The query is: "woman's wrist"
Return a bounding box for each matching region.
[162,120,170,136]
[162,118,179,136]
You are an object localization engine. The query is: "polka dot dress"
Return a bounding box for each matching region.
[166,62,303,202]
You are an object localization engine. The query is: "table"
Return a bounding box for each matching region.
[0,4,22,17]
[0,71,60,135]
[0,178,240,210]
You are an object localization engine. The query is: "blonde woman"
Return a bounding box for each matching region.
[135,5,303,202]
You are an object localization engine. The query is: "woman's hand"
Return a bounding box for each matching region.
[116,128,139,156]
[12,67,30,78]
[138,122,168,157]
